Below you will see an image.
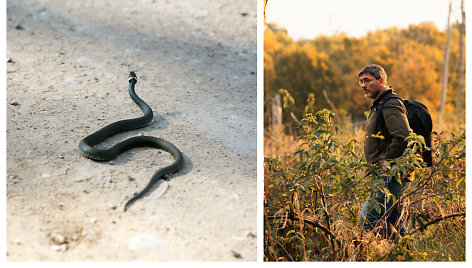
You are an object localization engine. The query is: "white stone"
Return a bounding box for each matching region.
[77,57,92,64]
[128,234,168,251]
[67,77,83,84]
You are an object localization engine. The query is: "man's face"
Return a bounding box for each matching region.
[359,73,384,99]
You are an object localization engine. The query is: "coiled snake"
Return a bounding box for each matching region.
[79,72,184,211]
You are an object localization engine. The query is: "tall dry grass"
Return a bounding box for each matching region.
[264,110,465,261]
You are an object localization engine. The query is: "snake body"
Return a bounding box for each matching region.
[79,72,184,211]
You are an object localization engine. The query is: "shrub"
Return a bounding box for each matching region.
[264,110,465,261]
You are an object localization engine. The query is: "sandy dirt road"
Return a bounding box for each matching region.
[6,0,256,261]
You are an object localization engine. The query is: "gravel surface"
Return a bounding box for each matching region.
[6,0,256,261]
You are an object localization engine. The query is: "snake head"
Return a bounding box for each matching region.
[128,72,137,82]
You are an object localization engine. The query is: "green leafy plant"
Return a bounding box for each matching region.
[264,109,465,261]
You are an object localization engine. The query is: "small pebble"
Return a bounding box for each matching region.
[82,230,88,236]
[28,249,40,255]
[15,24,25,30]
[77,57,92,64]
[72,177,88,183]
[42,173,51,179]
[51,245,61,251]
[125,48,136,54]
[54,96,64,101]
[105,74,117,81]
[10,100,19,106]
[128,234,168,251]
[57,154,64,159]
[14,239,21,245]
[66,77,83,84]
[50,233,66,244]
[90,218,97,224]
[7,57,13,63]
[231,250,242,259]
[232,236,246,241]
[108,203,117,210]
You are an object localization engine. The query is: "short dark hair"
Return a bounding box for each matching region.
[358,64,387,83]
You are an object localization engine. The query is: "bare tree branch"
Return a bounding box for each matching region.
[267,213,335,238]
[407,212,465,236]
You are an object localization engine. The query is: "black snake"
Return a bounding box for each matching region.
[79,72,184,211]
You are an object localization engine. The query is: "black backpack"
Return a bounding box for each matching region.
[377,93,433,167]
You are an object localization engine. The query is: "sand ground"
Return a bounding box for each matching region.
[6,0,256,261]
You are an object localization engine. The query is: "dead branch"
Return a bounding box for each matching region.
[407,212,465,236]
[268,213,335,238]
[322,89,337,114]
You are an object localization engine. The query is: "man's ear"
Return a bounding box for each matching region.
[379,77,385,85]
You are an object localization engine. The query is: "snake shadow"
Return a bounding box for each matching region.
[106,111,182,165]
[149,111,182,131]
[136,111,194,199]
[99,110,193,202]
[132,150,193,203]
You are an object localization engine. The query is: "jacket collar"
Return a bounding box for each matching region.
[371,87,394,110]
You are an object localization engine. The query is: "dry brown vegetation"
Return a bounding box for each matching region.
[264,110,465,261]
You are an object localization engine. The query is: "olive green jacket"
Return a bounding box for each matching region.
[364,88,412,164]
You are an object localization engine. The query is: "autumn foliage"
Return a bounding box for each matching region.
[264,22,465,131]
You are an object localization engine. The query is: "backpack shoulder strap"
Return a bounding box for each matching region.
[377,94,402,114]
[375,93,403,133]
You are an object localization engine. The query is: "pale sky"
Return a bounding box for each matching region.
[266,0,465,39]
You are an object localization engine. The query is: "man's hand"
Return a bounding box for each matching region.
[380,166,389,174]
[378,160,390,174]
